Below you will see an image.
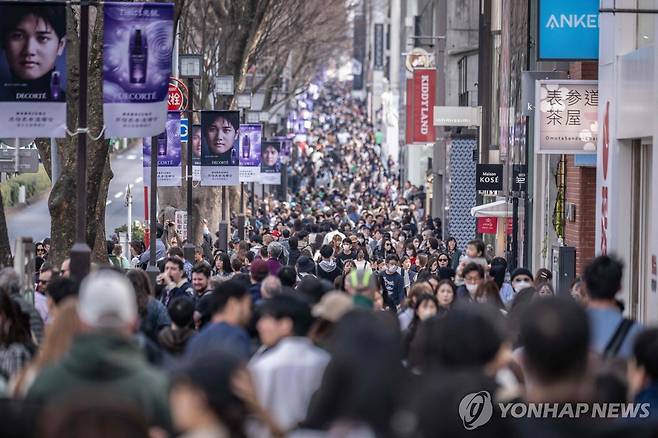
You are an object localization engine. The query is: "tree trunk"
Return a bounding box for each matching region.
[0,191,12,266]
[45,5,113,268]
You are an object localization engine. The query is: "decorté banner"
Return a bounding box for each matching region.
[260,140,281,185]
[200,110,240,186]
[143,112,181,187]
[0,2,68,137]
[239,123,262,183]
[103,2,174,137]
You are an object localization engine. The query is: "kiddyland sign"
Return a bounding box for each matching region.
[409,68,436,144]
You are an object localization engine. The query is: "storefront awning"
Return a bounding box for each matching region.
[470,200,517,218]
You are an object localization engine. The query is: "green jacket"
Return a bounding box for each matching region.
[27,331,171,428]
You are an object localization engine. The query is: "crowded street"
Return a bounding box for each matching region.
[0,1,657,437]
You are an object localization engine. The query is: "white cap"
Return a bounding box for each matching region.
[77,270,137,329]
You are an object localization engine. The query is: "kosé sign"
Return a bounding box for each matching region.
[476,164,503,191]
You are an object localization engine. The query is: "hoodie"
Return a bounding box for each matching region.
[157,326,196,355]
[27,332,171,429]
[317,259,341,284]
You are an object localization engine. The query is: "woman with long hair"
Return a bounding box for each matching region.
[126,269,170,342]
[435,279,456,311]
[212,252,234,278]
[0,288,34,381]
[403,294,441,359]
[12,298,82,397]
[475,280,507,314]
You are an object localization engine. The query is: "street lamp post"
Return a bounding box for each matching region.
[215,75,235,251]
[146,134,159,286]
[236,93,252,241]
[70,1,91,281]
[179,54,202,263]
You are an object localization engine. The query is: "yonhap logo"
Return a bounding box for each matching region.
[459,391,493,430]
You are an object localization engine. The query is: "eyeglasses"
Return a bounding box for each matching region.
[438,258,449,262]
[36,248,45,253]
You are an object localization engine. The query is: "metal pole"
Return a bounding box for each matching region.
[280,163,288,202]
[218,186,228,251]
[127,185,132,243]
[182,77,195,263]
[511,196,519,271]
[69,2,91,281]
[250,181,256,230]
[50,138,60,187]
[238,183,245,240]
[146,135,159,286]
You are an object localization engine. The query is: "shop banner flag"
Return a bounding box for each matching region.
[260,140,281,185]
[103,2,174,138]
[239,123,262,183]
[143,112,181,187]
[191,124,201,182]
[200,110,239,186]
[410,68,436,143]
[0,2,68,137]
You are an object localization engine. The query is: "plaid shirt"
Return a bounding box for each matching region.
[0,343,31,379]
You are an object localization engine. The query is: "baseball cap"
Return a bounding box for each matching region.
[77,270,137,329]
[312,291,353,322]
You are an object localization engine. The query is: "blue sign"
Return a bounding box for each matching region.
[538,0,599,60]
[180,118,188,141]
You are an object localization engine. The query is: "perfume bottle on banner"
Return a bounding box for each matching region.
[242,134,251,159]
[129,29,148,84]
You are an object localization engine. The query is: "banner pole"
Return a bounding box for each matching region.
[182,77,195,263]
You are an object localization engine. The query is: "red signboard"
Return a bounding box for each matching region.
[410,68,436,143]
[477,217,498,234]
[168,77,188,112]
[405,78,413,145]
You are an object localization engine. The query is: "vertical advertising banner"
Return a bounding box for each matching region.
[191,124,201,182]
[260,141,281,185]
[374,23,384,70]
[200,110,239,186]
[0,3,67,137]
[411,68,436,143]
[238,123,261,183]
[103,2,174,138]
[143,112,181,187]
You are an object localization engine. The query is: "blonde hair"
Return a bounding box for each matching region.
[12,298,82,397]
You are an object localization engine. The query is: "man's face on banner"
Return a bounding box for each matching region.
[206,116,237,155]
[4,14,65,81]
[191,127,201,158]
[263,144,279,167]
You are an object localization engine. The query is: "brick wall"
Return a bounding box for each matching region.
[564,62,597,275]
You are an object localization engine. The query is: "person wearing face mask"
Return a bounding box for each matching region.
[510,268,534,296]
[380,255,405,311]
[336,237,356,267]
[456,263,484,302]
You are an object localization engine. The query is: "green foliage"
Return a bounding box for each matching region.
[0,166,51,208]
[115,221,146,242]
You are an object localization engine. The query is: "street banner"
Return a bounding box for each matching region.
[476,164,503,191]
[200,110,240,186]
[477,217,497,234]
[191,124,201,182]
[103,2,174,138]
[238,123,261,183]
[260,140,281,185]
[0,2,67,137]
[410,68,436,143]
[143,112,181,187]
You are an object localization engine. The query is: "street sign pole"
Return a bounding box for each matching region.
[70,1,91,281]
[146,134,159,287]
[182,76,195,263]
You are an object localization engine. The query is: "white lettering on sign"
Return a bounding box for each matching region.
[546,14,598,29]
[420,74,430,135]
[479,172,499,183]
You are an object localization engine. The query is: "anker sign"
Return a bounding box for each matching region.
[476,164,504,191]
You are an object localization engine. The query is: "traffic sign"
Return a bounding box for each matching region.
[168,77,188,111]
[180,118,189,141]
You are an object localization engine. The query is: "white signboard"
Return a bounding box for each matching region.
[433,106,481,127]
[534,80,598,154]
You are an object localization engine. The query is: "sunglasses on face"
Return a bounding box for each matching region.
[439,258,448,262]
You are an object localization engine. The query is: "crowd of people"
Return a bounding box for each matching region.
[3,81,658,437]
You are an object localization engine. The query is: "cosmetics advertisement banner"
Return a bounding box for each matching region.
[143,112,181,187]
[103,2,174,138]
[191,124,201,182]
[260,140,281,185]
[238,123,262,183]
[200,110,240,186]
[0,2,68,137]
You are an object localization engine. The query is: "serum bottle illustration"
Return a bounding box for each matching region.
[242,134,250,159]
[50,71,61,100]
[157,135,167,156]
[129,29,148,84]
